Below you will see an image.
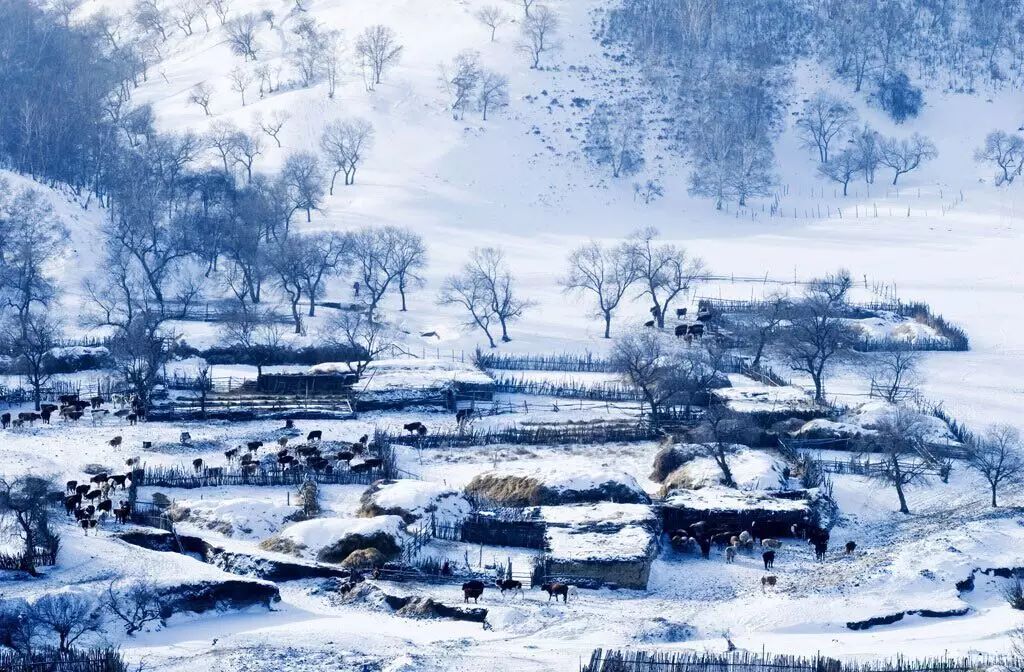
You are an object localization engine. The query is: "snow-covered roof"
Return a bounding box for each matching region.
[364,479,472,522]
[844,311,944,344]
[715,374,817,413]
[663,486,811,513]
[545,524,657,562]
[277,515,406,557]
[311,357,493,391]
[535,502,658,527]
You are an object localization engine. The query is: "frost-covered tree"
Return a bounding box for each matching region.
[442,50,482,120]
[818,149,861,195]
[781,270,854,404]
[626,226,707,328]
[476,5,508,41]
[280,151,324,223]
[438,262,499,348]
[517,4,557,68]
[320,118,374,191]
[851,124,883,184]
[584,102,646,178]
[975,130,1024,185]
[390,228,427,312]
[865,408,933,514]
[880,133,937,185]
[350,225,406,320]
[477,71,509,120]
[561,241,639,339]
[796,92,857,163]
[225,13,259,61]
[228,65,252,105]
[968,425,1024,507]
[188,82,213,115]
[871,347,920,404]
[355,25,402,88]
[255,110,289,148]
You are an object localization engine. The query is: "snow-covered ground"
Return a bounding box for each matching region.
[4,0,1024,668]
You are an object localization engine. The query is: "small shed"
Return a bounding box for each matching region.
[661,486,816,538]
[538,503,660,590]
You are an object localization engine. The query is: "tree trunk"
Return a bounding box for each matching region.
[992,484,998,507]
[603,312,612,339]
[895,481,910,514]
[290,300,302,334]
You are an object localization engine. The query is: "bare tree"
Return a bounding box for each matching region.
[280,151,325,223]
[232,131,262,183]
[518,4,558,68]
[690,409,760,488]
[865,408,933,514]
[851,123,883,184]
[561,240,638,339]
[325,311,399,375]
[323,32,344,99]
[438,266,499,348]
[477,70,509,121]
[228,65,252,105]
[31,594,102,652]
[795,92,858,163]
[319,118,373,191]
[225,13,259,61]
[350,225,404,320]
[355,25,403,88]
[880,133,937,185]
[390,228,427,312]
[626,226,707,328]
[871,347,920,404]
[975,130,1024,185]
[134,0,169,41]
[208,0,230,25]
[818,149,861,196]
[612,330,720,416]
[255,110,289,148]
[476,5,508,41]
[301,232,350,317]
[512,0,537,18]
[0,476,56,576]
[105,581,169,636]
[464,247,531,342]
[781,270,854,404]
[442,50,482,120]
[206,120,240,173]
[734,293,788,368]
[270,235,309,334]
[968,425,1024,507]
[3,313,62,411]
[174,0,202,36]
[222,308,285,376]
[188,82,213,115]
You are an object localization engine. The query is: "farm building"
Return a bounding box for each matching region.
[537,503,660,590]
[661,487,820,538]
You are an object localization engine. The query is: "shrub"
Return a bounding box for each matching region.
[876,72,923,123]
[1005,577,1024,610]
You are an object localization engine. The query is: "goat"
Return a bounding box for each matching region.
[462,580,485,603]
[307,430,323,442]
[495,579,523,598]
[540,582,570,603]
[762,550,776,570]
[761,575,777,593]
[91,409,109,423]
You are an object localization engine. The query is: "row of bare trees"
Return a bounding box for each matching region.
[560,227,708,338]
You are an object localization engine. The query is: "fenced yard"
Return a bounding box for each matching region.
[135,463,390,489]
[0,647,129,672]
[582,650,1000,672]
[384,421,658,449]
[476,352,617,373]
[428,513,548,550]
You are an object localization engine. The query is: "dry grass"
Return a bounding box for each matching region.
[258,536,307,556]
[464,473,547,507]
[317,531,401,564]
[660,465,705,496]
[341,547,385,569]
[650,438,699,482]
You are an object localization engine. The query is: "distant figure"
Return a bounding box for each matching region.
[353,281,361,297]
[441,560,452,576]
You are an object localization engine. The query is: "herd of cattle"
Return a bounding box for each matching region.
[186,430,386,477]
[62,469,133,534]
[1,393,144,429]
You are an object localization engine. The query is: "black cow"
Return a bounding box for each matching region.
[403,422,424,434]
[462,580,485,603]
[307,430,323,442]
[496,579,523,598]
[0,413,9,429]
[541,582,570,603]
[247,441,264,452]
[762,550,776,570]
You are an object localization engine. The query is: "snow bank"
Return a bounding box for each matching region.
[845,311,944,344]
[168,497,296,539]
[359,479,472,523]
[662,448,788,492]
[663,486,812,513]
[715,375,817,414]
[264,515,407,563]
[465,466,650,506]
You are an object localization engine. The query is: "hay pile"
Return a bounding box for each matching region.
[340,548,385,569]
[259,516,405,564]
[649,442,705,482]
[465,467,649,507]
[316,531,401,564]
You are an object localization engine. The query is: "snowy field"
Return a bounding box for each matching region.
[3,0,1024,669]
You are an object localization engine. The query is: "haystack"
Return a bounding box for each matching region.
[465,467,649,507]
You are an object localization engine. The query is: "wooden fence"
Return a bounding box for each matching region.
[0,547,59,571]
[476,352,617,373]
[135,463,390,490]
[384,422,658,449]
[581,649,997,672]
[428,513,548,550]
[490,377,643,403]
[0,647,128,672]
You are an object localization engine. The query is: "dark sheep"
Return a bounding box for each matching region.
[462,580,485,603]
[762,550,776,570]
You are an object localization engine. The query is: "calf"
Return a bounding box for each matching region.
[109,436,122,448]
[540,582,570,603]
[462,580,485,603]
[761,575,777,593]
[110,474,129,489]
[307,430,323,442]
[80,518,98,535]
[41,404,58,414]
[247,441,263,452]
[845,541,857,555]
[762,550,776,570]
[0,412,9,429]
[725,546,737,564]
[495,579,523,598]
